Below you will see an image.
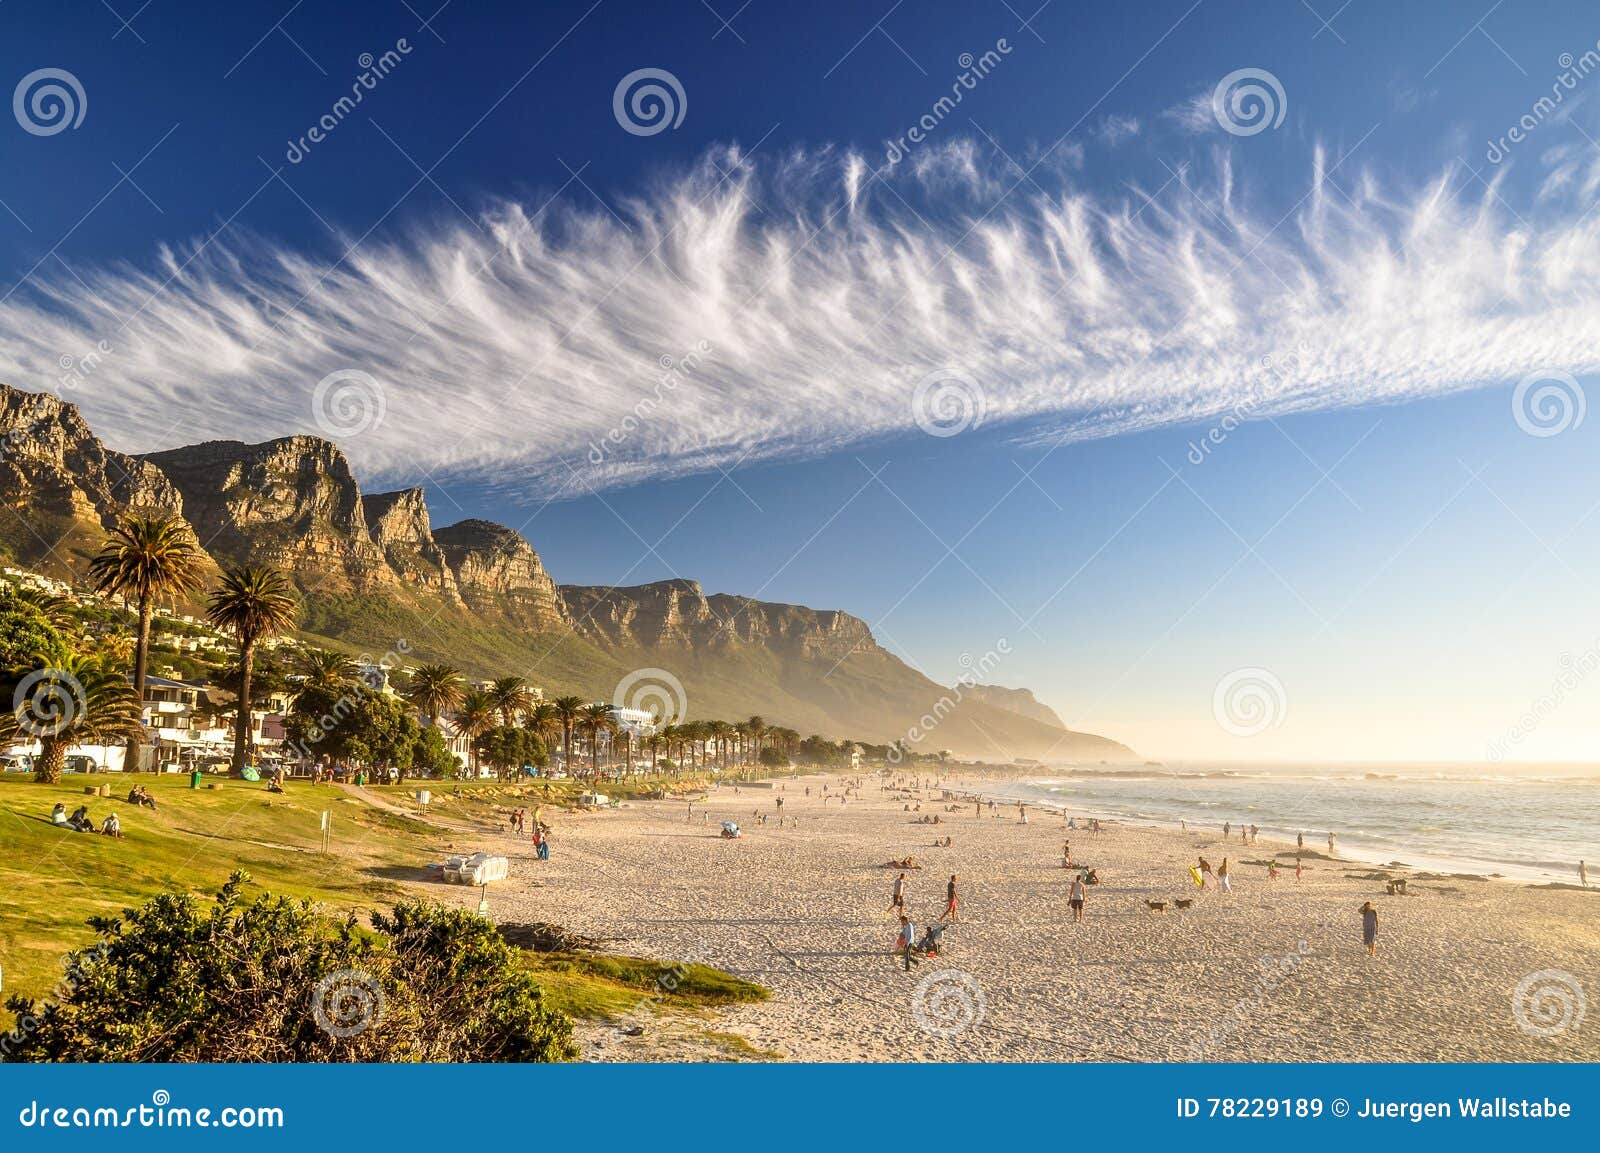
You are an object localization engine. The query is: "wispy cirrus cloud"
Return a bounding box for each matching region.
[1,140,1597,499]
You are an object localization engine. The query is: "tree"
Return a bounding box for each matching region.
[1,873,575,1062]
[4,652,143,783]
[551,695,585,774]
[581,702,614,777]
[206,567,298,775]
[290,647,356,689]
[0,587,67,672]
[527,700,559,755]
[746,715,767,766]
[758,745,787,768]
[285,683,419,776]
[473,726,547,781]
[412,724,458,779]
[88,515,207,771]
[402,663,465,727]
[452,689,496,777]
[488,675,532,727]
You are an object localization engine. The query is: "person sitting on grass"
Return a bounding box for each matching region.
[100,812,122,838]
[68,804,94,832]
[51,802,70,827]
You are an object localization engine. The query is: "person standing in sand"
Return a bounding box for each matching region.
[1359,901,1379,956]
[1218,857,1232,893]
[1224,821,1231,838]
[1297,832,1304,851]
[1580,860,1589,887]
[1328,832,1337,855]
[889,872,907,914]
[1069,873,1086,923]
[942,874,959,923]
[1295,855,1303,882]
[1198,856,1215,888]
[898,915,919,971]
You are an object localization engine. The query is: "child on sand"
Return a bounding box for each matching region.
[1268,861,1279,882]
[1360,901,1378,956]
[1295,856,1303,882]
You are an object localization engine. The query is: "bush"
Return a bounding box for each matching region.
[758,746,788,768]
[1,873,575,1063]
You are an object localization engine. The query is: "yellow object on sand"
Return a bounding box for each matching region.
[1188,866,1204,887]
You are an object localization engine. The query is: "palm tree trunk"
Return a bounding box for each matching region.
[127,596,153,772]
[33,738,66,784]
[231,643,255,776]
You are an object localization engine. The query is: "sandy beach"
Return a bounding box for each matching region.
[445,773,1598,1062]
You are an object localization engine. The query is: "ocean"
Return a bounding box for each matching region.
[984,763,1599,883]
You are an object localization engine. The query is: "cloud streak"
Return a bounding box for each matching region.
[2,140,1598,499]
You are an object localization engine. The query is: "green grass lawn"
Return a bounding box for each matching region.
[0,771,766,1051]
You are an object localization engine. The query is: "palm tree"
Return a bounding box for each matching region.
[488,675,533,727]
[11,653,144,783]
[206,566,298,776]
[453,689,496,777]
[709,719,733,771]
[745,715,767,766]
[551,695,585,774]
[403,663,466,727]
[528,700,559,752]
[581,702,614,778]
[88,515,207,770]
[290,647,356,689]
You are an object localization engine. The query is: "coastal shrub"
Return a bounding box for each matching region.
[1,872,576,1063]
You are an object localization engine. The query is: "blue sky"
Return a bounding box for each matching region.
[3,0,1600,761]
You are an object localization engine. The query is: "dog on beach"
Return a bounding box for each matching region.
[1173,898,1193,910]
[1145,900,1167,912]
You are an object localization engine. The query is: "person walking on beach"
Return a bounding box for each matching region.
[889,872,907,914]
[1224,821,1231,838]
[898,915,919,971]
[1218,857,1232,893]
[1295,855,1303,882]
[1359,901,1379,956]
[942,874,959,923]
[1069,873,1086,922]
[1328,832,1337,856]
[1581,860,1589,887]
[1297,832,1305,851]
[1198,856,1215,888]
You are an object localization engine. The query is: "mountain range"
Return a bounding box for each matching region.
[0,383,1134,763]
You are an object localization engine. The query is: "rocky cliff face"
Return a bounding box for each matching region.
[363,488,461,601]
[962,684,1068,730]
[560,578,881,663]
[141,436,396,593]
[0,382,1135,761]
[433,518,567,630]
[0,385,186,571]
